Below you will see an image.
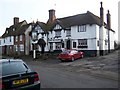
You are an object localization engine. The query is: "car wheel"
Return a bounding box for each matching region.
[71,57,75,62]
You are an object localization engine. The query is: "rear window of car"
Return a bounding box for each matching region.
[1,61,29,76]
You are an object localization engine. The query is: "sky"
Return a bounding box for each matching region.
[0,0,119,41]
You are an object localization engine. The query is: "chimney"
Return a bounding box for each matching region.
[106,10,111,29]
[13,17,19,25]
[100,2,104,26]
[48,9,56,23]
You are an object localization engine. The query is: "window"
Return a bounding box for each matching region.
[0,40,1,45]
[62,42,64,48]
[6,30,8,34]
[97,40,99,46]
[15,45,18,51]
[73,42,76,48]
[4,39,5,43]
[20,35,22,41]
[78,25,86,32]
[55,43,61,50]
[78,39,87,48]
[55,31,61,37]
[1,61,29,76]
[35,25,43,33]
[66,30,71,36]
[54,24,62,29]
[10,36,11,42]
[16,36,18,42]
[50,43,53,51]
[20,44,24,51]
[13,28,15,31]
[105,40,108,45]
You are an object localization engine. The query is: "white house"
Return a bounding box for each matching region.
[31,2,115,56]
[1,2,114,57]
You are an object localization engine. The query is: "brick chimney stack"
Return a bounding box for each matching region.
[47,9,56,23]
[107,10,111,29]
[14,17,19,25]
[100,2,104,26]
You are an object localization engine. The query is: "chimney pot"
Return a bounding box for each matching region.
[14,17,19,25]
[48,9,56,23]
[107,10,111,29]
[100,2,103,7]
[100,2,104,26]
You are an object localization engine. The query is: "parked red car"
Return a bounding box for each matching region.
[58,49,84,61]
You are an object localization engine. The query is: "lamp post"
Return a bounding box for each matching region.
[32,31,38,59]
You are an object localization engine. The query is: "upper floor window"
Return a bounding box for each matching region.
[16,36,18,42]
[66,30,71,37]
[6,30,8,34]
[10,36,11,42]
[78,25,86,32]
[20,44,24,51]
[55,31,61,37]
[54,24,62,30]
[15,45,18,51]
[13,28,15,31]
[35,25,43,33]
[20,35,22,41]
[4,39,5,43]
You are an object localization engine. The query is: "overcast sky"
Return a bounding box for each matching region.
[0,0,119,41]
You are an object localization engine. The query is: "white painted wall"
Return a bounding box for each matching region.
[110,31,115,49]
[1,36,14,46]
[71,24,98,50]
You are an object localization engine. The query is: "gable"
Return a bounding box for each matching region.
[53,24,62,30]
[34,25,44,33]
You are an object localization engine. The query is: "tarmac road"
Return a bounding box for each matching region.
[2,50,119,88]
[25,58,118,88]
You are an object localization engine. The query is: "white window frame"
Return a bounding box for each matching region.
[55,31,61,37]
[20,44,24,51]
[78,25,86,32]
[20,35,22,41]
[9,36,11,42]
[16,36,18,42]
[15,45,18,51]
[78,39,87,46]
[66,30,71,36]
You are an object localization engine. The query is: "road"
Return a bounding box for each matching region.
[2,50,119,88]
[25,59,118,88]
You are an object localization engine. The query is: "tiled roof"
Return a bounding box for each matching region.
[2,20,28,38]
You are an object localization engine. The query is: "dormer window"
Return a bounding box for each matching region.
[6,30,8,34]
[13,28,15,31]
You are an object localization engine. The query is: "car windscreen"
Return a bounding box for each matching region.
[62,50,71,54]
[1,61,29,76]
